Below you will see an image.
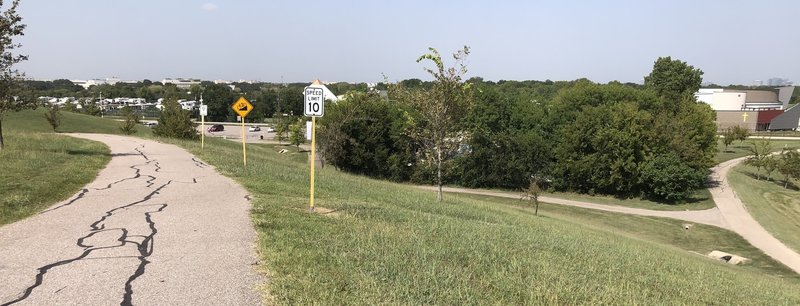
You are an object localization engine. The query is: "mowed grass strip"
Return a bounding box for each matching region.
[728,164,800,253]
[454,193,799,279]
[0,131,110,225]
[5,109,152,137]
[162,137,800,305]
[716,138,800,164]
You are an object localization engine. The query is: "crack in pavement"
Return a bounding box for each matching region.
[38,188,89,215]
[122,203,168,306]
[191,157,207,168]
[40,148,158,215]
[1,134,262,305]
[3,157,172,306]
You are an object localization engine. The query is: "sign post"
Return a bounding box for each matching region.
[304,87,324,212]
[231,96,254,166]
[199,104,208,150]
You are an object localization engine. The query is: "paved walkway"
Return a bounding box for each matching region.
[710,156,800,274]
[417,156,800,275]
[0,134,262,305]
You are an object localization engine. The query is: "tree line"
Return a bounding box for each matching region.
[318,52,718,203]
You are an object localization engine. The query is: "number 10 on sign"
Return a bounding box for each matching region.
[304,87,324,117]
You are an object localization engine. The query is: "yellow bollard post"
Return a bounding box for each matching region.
[242,118,247,166]
[310,117,316,212]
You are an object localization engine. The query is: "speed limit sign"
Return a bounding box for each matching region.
[304,87,324,117]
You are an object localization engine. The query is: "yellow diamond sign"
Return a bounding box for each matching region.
[232,96,253,118]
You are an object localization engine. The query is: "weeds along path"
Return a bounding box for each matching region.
[0,134,262,305]
[418,155,800,274]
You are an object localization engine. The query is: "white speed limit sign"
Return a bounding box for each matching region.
[304,87,324,117]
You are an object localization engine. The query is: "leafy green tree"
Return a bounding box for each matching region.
[763,155,779,181]
[639,153,706,202]
[279,86,304,116]
[317,92,415,181]
[552,100,653,195]
[777,150,800,189]
[79,98,101,116]
[62,100,78,112]
[732,125,750,144]
[391,46,474,201]
[119,106,139,135]
[273,114,291,144]
[43,104,61,132]
[202,84,236,122]
[722,127,735,151]
[455,86,549,189]
[153,98,198,139]
[288,117,305,149]
[644,56,703,104]
[744,139,772,180]
[0,0,28,149]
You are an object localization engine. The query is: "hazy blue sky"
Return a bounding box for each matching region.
[15,0,800,85]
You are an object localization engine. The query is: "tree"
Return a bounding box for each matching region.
[317,92,415,181]
[202,83,236,122]
[521,177,542,216]
[391,46,473,201]
[777,150,800,189]
[721,127,735,151]
[644,56,703,104]
[763,155,779,181]
[79,98,101,116]
[273,114,290,144]
[153,98,197,139]
[744,139,772,180]
[43,104,61,132]
[0,0,28,149]
[732,125,750,144]
[288,117,305,150]
[639,153,706,202]
[119,106,138,135]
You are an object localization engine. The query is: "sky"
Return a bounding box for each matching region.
[14,0,800,85]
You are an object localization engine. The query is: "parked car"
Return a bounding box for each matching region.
[208,124,224,132]
[266,127,275,133]
[248,126,261,132]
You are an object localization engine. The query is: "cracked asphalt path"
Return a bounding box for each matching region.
[0,134,262,305]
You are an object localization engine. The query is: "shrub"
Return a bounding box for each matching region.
[639,153,706,202]
[153,98,198,139]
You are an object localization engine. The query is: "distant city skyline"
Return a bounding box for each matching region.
[15,0,800,85]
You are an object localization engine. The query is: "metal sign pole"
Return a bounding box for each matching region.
[310,117,316,212]
[241,117,247,166]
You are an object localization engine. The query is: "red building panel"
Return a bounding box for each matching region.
[757,110,784,123]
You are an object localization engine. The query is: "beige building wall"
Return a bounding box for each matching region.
[716,111,758,131]
[741,90,778,102]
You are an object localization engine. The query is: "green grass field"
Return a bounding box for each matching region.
[716,139,800,163]
[5,108,152,137]
[728,164,800,254]
[0,109,150,225]
[158,137,800,305]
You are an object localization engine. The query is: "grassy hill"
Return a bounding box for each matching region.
[162,136,800,305]
[4,110,800,304]
[0,109,150,225]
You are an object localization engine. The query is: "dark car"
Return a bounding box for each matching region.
[208,124,224,132]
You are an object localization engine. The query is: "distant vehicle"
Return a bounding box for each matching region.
[208,124,224,132]
[248,126,261,132]
[143,122,157,127]
[266,127,275,133]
